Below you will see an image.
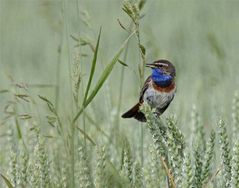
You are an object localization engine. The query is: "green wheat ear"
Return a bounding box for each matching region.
[121,138,133,184]
[19,141,29,187]
[95,146,107,188]
[166,117,184,186]
[133,161,143,188]
[218,119,232,187]
[78,147,93,188]
[141,104,167,158]
[232,141,239,188]
[193,145,203,188]
[8,150,17,187]
[182,150,193,188]
[148,145,165,187]
[201,130,216,185]
[232,91,239,139]
[141,105,177,187]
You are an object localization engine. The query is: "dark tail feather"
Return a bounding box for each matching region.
[121,103,146,122]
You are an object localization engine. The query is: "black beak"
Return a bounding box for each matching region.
[146,63,156,68]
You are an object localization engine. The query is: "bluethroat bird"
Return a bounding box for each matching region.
[122,59,176,122]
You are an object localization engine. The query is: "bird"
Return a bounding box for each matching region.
[121,59,176,122]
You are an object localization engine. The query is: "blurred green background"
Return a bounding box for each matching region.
[1,0,239,120]
[1,0,239,167]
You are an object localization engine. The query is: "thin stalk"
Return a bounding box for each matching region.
[83,110,86,147]
[62,0,73,108]
[140,120,144,164]
[62,0,75,187]
[76,0,87,150]
[114,20,134,129]
[136,26,146,166]
[160,156,176,188]
[55,39,62,111]
[115,41,130,128]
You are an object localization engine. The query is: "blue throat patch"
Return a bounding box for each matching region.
[151,69,172,87]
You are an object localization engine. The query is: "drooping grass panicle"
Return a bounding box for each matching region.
[39,95,63,136]
[72,48,82,107]
[122,0,140,26]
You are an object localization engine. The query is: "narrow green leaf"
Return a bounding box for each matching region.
[138,0,146,10]
[83,28,101,105]
[84,32,135,108]
[0,89,9,93]
[70,34,79,42]
[15,118,22,139]
[38,95,56,113]
[18,114,32,120]
[118,59,128,67]
[15,94,30,102]
[38,95,54,106]
[44,135,56,139]
[72,31,135,124]
[1,174,14,188]
[117,18,127,31]
[27,84,56,88]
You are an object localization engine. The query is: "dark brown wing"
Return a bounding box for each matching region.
[139,76,152,103]
[121,76,151,122]
[121,103,146,122]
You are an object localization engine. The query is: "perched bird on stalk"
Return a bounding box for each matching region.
[122,59,176,122]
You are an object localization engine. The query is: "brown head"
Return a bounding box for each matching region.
[146,59,176,78]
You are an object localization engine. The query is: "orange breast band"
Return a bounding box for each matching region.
[152,82,176,92]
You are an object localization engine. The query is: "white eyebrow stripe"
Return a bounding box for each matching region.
[156,62,168,67]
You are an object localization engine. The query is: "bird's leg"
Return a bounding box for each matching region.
[153,108,161,118]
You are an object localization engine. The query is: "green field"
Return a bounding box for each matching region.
[0,0,239,187]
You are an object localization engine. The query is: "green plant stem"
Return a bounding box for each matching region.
[62,0,73,104]
[62,0,74,187]
[76,0,87,150]
[55,40,62,112]
[137,28,146,166]
[115,39,130,128]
